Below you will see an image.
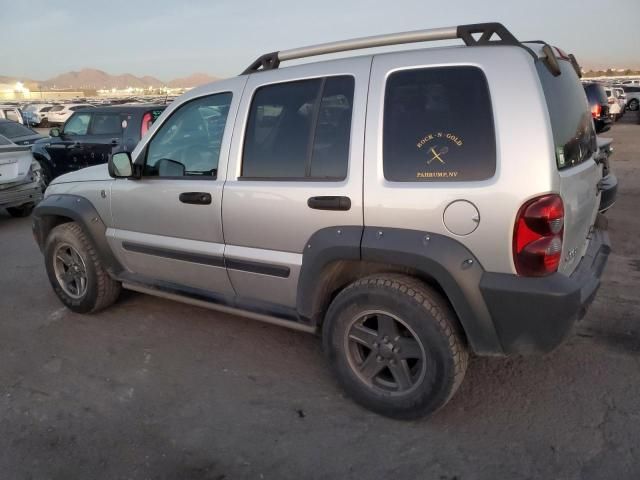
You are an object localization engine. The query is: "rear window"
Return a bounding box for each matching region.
[537,62,596,170]
[584,83,608,104]
[383,66,496,182]
[0,122,35,139]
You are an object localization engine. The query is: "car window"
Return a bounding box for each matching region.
[144,93,232,178]
[242,75,354,179]
[0,134,12,146]
[63,113,92,135]
[0,122,35,139]
[539,63,596,170]
[90,113,122,135]
[3,109,21,123]
[383,66,496,182]
[49,105,64,112]
[70,105,92,111]
[41,106,53,113]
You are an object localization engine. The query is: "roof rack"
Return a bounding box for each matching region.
[242,22,523,75]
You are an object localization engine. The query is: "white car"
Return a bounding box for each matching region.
[47,104,95,126]
[614,87,626,115]
[622,85,640,112]
[22,104,55,127]
[0,105,24,124]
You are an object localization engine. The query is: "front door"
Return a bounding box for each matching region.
[84,111,126,166]
[108,79,245,297]
[222,57,369,309]
[45,112,92,175]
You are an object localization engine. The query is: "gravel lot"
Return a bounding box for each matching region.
[2,115,639,480]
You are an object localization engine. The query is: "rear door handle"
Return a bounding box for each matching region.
[307,196,351,211]
[110,138,119,145]
[179,192,212,205]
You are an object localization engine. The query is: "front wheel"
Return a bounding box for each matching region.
[629,99,639,112]
[44,222,121,313]
[323,274,468,420]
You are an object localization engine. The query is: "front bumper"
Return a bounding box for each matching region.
[479,226,611,354]
[0,179,43,209]
[599,173,617,213]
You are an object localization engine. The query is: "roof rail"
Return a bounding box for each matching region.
[242,22,523,74]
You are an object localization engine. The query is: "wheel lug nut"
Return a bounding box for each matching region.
[376,355,383,362]
[383,336,389,342]
[389,359,396,365]
[373,342,378,348]
[393,347,399,353]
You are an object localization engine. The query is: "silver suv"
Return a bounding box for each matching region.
[33,23,610,419]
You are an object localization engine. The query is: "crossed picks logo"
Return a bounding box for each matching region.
[415,131,462,179]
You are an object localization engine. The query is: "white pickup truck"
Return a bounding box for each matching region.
[0,134,43,217]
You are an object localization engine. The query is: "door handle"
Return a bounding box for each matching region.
[179,192,212,205]
[307,196,351,211]
[111,138,119,145]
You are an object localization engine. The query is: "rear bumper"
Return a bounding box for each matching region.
[479,227,610,354]
[599,173,617,213]
[0,179,43,209]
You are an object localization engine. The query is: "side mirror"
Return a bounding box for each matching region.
[49,127,61,137]
[109,152,134,178]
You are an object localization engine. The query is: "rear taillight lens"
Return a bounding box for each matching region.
[141,112,153,137]
[513,194,564,277]
[591,103,601,118]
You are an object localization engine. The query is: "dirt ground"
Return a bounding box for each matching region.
[1,115,639,480]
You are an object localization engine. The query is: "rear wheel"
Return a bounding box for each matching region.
[45,222,121,313]
[629,99,639,111]
[6,203,34,217]
[323,274,468,419]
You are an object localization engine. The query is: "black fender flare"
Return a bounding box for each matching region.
[32,194,123,277]
[296,226,504,355]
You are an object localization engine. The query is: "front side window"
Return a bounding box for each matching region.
[144,92,232,178]
[383,66,496,182]
[63,113,92,135]
[242,76,354,179]
[90,113,122,135]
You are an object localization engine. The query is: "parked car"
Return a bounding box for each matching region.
[621,85,640,111]
[604,87,622,120]
[46,104,95,126]
[0,119,45,146]
[583,83,612,132]
[22,104,55,127]
[0,134,43,217]
[33,23,610,419]
[31,104,166,186]
[0,105,25,124]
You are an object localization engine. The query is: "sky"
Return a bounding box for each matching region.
[1,0,639,81]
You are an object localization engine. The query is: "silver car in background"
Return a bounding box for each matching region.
[0,134,43,217]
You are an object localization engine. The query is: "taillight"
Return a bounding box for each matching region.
[591,103,601,118]
[141,112,153,137]
[608,98,615,104]
[513,194,564,277]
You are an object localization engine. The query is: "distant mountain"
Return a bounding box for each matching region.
[168,73,218,88]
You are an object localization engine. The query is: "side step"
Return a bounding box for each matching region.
[123,282,317,334]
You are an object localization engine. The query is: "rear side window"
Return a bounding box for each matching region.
[537,62,596,170]
[383,67,496,182]
[49,105,64,112]
[90,113,122,135]
[242,75,354,179]
[140,109,164,137]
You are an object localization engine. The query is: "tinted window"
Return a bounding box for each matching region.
[383,67,496,182]
[584,84,608,104]
[63,113,92,135]
[70,105,92,111]
[0,134,12,146]
[90,113,122,135]
[41,106,53,113]
[539,63,596,170]
[0,122,35,139]
[145,93,232,178]
[49,105,64,112]
[242,76,354,179]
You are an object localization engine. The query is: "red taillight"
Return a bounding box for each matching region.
[513,194,564,277]
[591,103,601,118]
[141,112,153,137]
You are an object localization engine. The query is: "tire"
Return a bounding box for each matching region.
[323,274,468,420]
[44,222,121,313]
[6,203,35,217]
[629,99,639,112]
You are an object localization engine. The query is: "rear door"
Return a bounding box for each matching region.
[222,57,368,308]
[85,111,124,165]
[536,61,601,274]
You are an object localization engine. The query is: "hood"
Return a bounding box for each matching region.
[51,164,111,185]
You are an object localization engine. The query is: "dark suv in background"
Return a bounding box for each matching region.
[583,82,612,133]
[31,105,165,186]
